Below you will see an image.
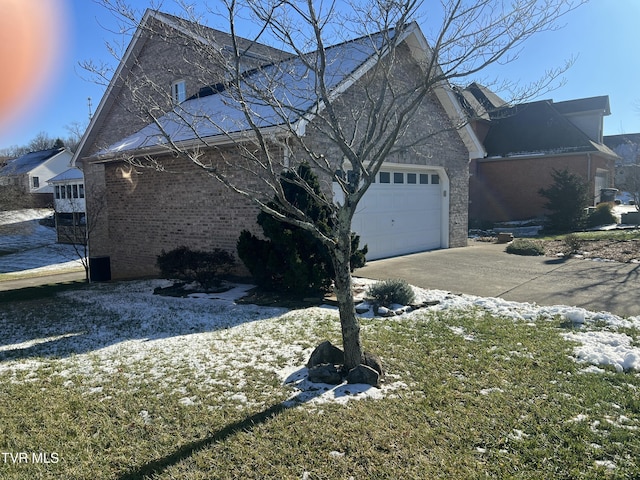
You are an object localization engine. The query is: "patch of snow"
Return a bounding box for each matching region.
[0,272,639,412]
[508,429,529,440]
[479,387,504,395]
[562,331,640,373]
[0,208,84,274]
[595,460,616,470]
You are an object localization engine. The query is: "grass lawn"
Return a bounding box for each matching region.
[0,280,639,479]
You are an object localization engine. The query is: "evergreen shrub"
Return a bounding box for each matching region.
[156,246,235,288]
[367,279,415,307]
[505,238,545,256]
[586,202,617,228]
[237,163,367,295]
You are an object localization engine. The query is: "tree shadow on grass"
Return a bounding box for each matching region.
[117,402,290,480]
[116,375,370,480]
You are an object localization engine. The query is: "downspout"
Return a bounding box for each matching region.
[587,153,593,204]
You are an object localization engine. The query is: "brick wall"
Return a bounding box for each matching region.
[470,153,615,223]
[99,150,261,279]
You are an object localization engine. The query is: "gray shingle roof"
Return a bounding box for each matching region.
[482,100,612,157]
[0,148,65,176]
[97,27,396,156]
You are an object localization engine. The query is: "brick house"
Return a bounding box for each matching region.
[75,10,479,280]
[461,85,618,224]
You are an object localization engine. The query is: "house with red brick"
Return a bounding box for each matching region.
[461,84,618,224]
[75,10,479,280]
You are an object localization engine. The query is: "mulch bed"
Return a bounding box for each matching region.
[543,238,640,263]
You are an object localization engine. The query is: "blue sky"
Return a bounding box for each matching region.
[1,0,639,151]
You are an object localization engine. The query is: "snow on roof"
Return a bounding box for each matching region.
[98,28,395,156]
[0,147,65,176]
[47,167,84,184]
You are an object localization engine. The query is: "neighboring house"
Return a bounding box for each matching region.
[48,167,86,244]
[75,10,479,280]
[0,147,74,207]
[604,133,640,197]
[461,84,618,224]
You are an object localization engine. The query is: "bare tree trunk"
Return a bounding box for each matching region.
[332,212,363,371]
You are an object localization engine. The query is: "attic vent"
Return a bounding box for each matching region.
[171,80,186,104]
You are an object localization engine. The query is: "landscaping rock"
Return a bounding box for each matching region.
[307,340,344,368]
[497,232,514,244]
[363,352,384,376]
[355,303,371,314]
[346,364,380,387]
[308,364,343,385]
[374,305,395,317]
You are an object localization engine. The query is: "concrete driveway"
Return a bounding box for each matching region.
[355,240,640,318]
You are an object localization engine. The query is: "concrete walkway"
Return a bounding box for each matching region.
[356,240,640,318]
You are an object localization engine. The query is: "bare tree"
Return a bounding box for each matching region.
[64,121,89,152]
[86,0,584,370]
[617,164,640,212]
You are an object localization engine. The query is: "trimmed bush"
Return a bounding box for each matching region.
[505,238,545,256]
[587,202,617,228]
[367,279,415,307]
[156,246,235,288]
[562,233,583,255]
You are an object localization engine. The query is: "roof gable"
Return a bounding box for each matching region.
[74,9,288,162]
[0,147,66,176]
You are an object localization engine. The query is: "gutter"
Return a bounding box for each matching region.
[89,124,292,163]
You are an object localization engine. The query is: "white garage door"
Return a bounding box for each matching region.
[342,168,445,260]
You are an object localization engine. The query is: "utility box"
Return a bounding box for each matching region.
[89,256,111,282]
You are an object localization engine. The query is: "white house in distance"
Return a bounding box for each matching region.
[0,147,74,206]
[48,166,86,244]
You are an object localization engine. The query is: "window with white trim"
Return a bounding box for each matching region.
[171,80,186,104]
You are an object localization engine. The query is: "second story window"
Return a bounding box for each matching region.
[32,176,39,188]
[171,80,186,104]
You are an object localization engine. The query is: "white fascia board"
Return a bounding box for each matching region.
[91,125,292,163]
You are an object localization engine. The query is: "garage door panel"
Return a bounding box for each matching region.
[343,169,444,260]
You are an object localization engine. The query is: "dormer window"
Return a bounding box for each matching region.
[171,80,186,104]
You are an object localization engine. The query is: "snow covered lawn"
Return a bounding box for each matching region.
[1,279,639,478]
[0,209,84,276]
